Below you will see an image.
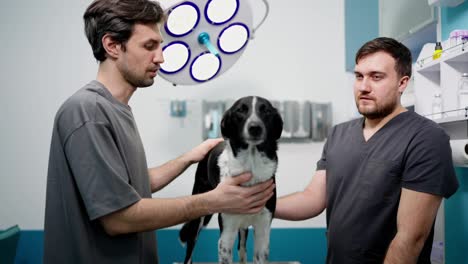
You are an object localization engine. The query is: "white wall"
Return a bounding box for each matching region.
[0,0,354,230]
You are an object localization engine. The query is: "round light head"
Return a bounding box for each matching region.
[218,23,250,54]
[190,52,222,82]
[205,0,239,25]
[160,41,191,74]
[165,2,200,37]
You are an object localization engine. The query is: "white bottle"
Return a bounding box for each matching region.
[432,92,443,120]
[457,73,468,115]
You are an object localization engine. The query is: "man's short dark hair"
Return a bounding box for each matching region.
[84,0,165,62]
[355,37,412,78]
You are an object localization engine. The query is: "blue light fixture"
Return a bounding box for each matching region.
[159,0,269,86]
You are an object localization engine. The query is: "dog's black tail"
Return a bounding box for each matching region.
[179,141,225,264]
[179,219,198,246]
[179,214,214,264]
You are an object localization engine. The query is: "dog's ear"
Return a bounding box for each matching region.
[220,109,232,139]
[271,109,283,140]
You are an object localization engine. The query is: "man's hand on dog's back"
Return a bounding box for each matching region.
[206,173,275,215]
[183,138,225,164]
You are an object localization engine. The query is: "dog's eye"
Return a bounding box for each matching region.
[236,104,248,114]
[259,104,271,114]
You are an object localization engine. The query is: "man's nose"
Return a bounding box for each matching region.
[153,47,164,64]
[358,77,371,92]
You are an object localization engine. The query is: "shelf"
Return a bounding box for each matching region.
[415,41,468,70]
[416,59,441,73]
[431,113,468,124]
[426,110,468,140]
[446,48,468,63]
[437,118,468,140]
[414,40,468,137]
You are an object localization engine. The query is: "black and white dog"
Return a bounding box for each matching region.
[179,96,283,264]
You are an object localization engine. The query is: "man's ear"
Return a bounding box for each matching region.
[398,76,410,94]
[102,34,120,60]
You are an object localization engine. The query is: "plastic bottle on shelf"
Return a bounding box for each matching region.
[458,73,468,115]
[432,42,443,60]
[432,92,443,120]
[450,30,462,48]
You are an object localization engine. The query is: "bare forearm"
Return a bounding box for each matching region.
[102,173,276,236]
[275,170,326,220]
[149,154,192,192]
[275,190,325,220]
[384,233,425,264]
[149,138,224,192]
[102,194,212,235]
[385,189,442,263]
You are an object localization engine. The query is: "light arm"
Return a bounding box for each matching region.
[148,138,223,192]
[100,172,275,236]
[275,170,326,220]
[384,188,442,264]
[148,155,192,193]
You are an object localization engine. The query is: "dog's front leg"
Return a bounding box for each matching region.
[253,212,272,264]
[238,228,248,264]
[218,226,237,264]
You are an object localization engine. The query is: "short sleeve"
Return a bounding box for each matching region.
[316,139,328,171]
[64,122,141,220]
[402,126,458,198]
[317,126,336,171]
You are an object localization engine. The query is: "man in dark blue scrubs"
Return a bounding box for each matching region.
[275,37,459,263]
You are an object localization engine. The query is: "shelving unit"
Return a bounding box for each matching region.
[414,41,468,122]
[414,41,468,264]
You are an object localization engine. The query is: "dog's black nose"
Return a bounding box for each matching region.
[248,123,263,137]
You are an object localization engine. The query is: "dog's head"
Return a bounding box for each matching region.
[221,96,283,147]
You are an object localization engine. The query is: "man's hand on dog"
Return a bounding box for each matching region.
[208,173,275,214]
[183,138,224,164]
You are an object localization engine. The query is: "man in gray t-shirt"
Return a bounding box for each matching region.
[44,1,275,263]
[45,81,159,263]
[275,37,459,263]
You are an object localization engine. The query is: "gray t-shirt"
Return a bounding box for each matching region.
[317,111,459,264]
[44,81,158,263]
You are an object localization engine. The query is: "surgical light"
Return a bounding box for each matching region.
[159,0,269,85]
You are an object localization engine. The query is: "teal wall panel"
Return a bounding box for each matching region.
[14,231,43,264]
[441,1,468,40]
[344,0,379,71]
[157,228,327,263]
[8,228,327,264]
[445,168,468,264]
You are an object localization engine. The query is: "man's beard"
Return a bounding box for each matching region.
[120,61,155,88]
[123,69,154,88]
[356,97,398,120]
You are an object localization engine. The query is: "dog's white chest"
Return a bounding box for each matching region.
[217,144,277,186]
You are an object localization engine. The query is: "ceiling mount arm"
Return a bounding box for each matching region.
[250,0,269,39]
